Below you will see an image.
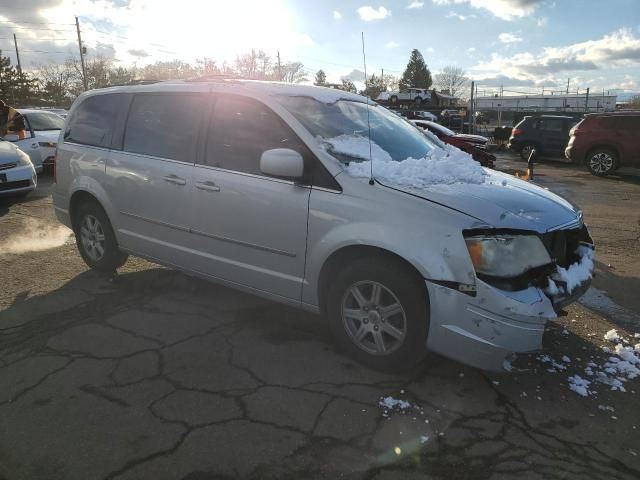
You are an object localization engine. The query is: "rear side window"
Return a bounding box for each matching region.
[604,116,640,131]
[64,94,124,148]
[123,93,204,161]
[203,95,303,175]
[537,118,565,132]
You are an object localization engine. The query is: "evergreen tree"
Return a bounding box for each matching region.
[399,49,432,90]
[363,73,385,99]
[340,79,357,93]
[314,69,327,86]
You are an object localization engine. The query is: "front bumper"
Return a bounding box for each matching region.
[425,276,591,372]
[0,164,37,195]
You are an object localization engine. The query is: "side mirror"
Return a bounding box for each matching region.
[260,148,304,180]
[3,134,19,142]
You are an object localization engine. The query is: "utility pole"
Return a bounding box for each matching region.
[13,34,21,75]
[76,16,88,91]
[277,50,282,82]
[584,87,590,112]
[381,68,384,85]
[468,80,474,134]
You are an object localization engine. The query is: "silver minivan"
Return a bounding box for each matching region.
[52,80,594,371]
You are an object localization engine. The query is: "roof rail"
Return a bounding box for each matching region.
[186,74,242,83]
[101,79,162,88]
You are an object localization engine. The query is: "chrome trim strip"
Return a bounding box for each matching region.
[191,228,296,258]
[546,217,582,232]
[311,186,342,194]
[192,163,309,187]
[120,210,296,257]
[120,210,190,232]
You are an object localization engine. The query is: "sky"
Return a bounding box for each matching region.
[1,0,639,97]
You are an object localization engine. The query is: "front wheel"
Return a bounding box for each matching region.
[587,148,617,176]
[74,201,128,272]
[389,95,398,104]
[326,257,429,372]
[414,97,422,106]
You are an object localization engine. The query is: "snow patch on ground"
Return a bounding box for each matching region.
[604,329,620,342]
[319,134,487,188]
[568,375,591,397]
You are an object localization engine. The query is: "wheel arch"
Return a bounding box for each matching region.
[316,245,426,317]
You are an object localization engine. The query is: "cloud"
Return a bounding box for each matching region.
[357,5,392,21]
[498,32,522,43]
[341,69,366,82]
[427,47,435,53]
[475,75,536,87]
[432,0,544,20]
[385,41,400,48]
[536,16,547,27]
[333,10,342,19]
[407,1,425,8]
[446,11,468,20]
[472,29,640,82]
[128,48,150,58]
[468,47,476,52]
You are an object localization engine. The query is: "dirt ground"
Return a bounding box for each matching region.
[0,153,639,480]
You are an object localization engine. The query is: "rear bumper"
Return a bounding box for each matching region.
[425,276,590,371]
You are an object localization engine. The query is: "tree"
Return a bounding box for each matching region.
[36,61,76,106]
[314,69,327,86]
[363,73,385,99]
[0,55,39,106]
[630,94,640,108]
[281,62,308,83]
[340,79,357,93]
[434,66,469,98]
[399,49,432,90]
[383,74,400,92]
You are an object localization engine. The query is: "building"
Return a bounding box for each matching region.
[475,92,616,113]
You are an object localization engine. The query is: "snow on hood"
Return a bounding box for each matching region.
[319,134,581,231]
[320,134,487,187]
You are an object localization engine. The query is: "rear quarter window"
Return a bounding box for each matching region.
[64,94,127,148]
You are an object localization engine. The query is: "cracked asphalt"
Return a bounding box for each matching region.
[1,153,639,480]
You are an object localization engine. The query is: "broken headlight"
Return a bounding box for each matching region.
[465,234,552,278]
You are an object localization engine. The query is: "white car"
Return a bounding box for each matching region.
[0,140,37,196]
[387,88,432,105]
[414,111,438,121]
[4,109,65,172]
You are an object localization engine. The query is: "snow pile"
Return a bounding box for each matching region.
[546,245,594,295]
[604,329,620,342]
[379,396,414,410]
[320,134,487,188]
[568,375,591,397]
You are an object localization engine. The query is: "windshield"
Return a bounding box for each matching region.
[23,112,65,131]
[427,122,455,137]
[277,96,436,162]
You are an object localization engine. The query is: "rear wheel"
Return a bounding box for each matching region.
[326,257,428,372]
[519,143,537,161]
[587,148,617,176]
[414,97,422,106]
[73,201,128,272]
[390,95,398,104]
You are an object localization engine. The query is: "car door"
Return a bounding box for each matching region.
[106,92,206,267]
[538,117,566,155]
[189,94,311,301]
[399,89,411,101]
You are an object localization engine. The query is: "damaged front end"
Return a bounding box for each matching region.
[426,224,594,371]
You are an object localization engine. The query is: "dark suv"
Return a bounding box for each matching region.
[565,112,640,176]
[508,115,579,160]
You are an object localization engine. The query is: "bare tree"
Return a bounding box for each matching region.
[281,62,308,84]
[434,66,469,98]
[35,61,76,105]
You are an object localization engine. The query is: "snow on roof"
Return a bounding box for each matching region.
[240,81,367,104]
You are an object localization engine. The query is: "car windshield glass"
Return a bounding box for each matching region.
[428,122,455,136]
[24,112,65,131]
[277,96,436,162]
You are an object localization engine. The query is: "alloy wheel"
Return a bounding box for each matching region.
[80,214,105,261]
[341,281,407,356]
[589,152,613,174]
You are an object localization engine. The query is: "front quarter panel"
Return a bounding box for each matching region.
[303,176,478,306]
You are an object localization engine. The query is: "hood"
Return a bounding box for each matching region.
[380,169,581,232]
[0,141,22,166]
[454,134,487,144]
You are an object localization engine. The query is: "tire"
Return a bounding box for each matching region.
[73,200,128,272]
[586,147,617,176]
[390,95,398,104]
[326,256,429,372]
[414,97,422,106]
[519,143,537,161]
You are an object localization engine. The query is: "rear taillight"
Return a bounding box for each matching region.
[511,128,522,136]
[53,149,57,183]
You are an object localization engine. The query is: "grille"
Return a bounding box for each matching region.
[541,225,592,268]
[0,162,17,171]
[0,180,30,191]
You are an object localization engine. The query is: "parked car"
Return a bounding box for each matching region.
[53,81,593,372]
[565,112,640,176]
[412,120,495,168]
[408,110,438,121]
[508,115,580,160]
[0,140,37,196]
[386,88,432,105]
[3,109,65,172]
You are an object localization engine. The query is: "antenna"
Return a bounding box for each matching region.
[361,32,374,186]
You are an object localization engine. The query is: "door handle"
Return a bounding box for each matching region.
[163,174,186,185]
[195,181,220,192]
